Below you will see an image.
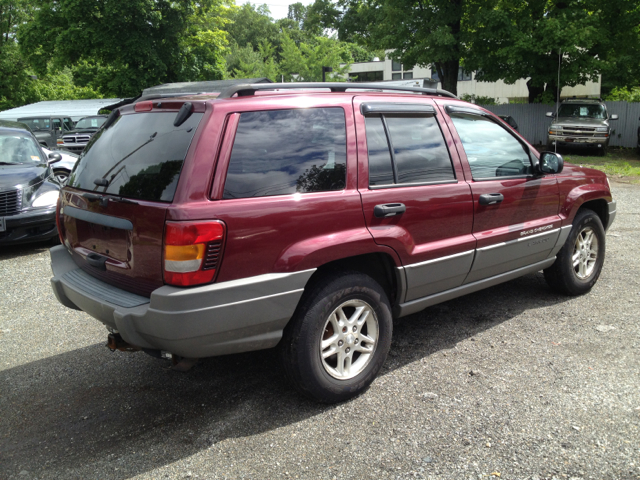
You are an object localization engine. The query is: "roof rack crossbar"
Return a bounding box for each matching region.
[217,82,457,99]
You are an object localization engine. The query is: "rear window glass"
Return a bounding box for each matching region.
[68,111,203,202]
[223,108,346,199]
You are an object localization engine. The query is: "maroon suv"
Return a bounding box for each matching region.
[50,83,616,403]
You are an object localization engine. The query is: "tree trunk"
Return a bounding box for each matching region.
[436,60,459,96]
[526,78,545,103]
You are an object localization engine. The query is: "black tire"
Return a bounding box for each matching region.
[280,271,392,403]
[598,144,608,157]
[544,209,606,295]
[53,169,70,184]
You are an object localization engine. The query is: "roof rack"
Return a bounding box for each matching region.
[217,82,458,99]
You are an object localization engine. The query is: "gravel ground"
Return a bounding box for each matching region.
[1,181,638,480]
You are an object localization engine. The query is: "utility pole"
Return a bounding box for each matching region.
[322,66,333,82]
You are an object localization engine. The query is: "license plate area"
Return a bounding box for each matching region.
[75,220,129,261]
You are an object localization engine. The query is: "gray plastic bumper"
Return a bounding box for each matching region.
[50,245,315,357]
[606,200,616,232]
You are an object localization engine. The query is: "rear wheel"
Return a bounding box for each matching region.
[544,209,605,295]
[280,272,392,403]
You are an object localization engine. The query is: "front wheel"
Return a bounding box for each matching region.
[544,209,606,295]
[280,272,392,403]
[53,169,70,184]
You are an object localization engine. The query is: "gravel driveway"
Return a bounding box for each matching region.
[1,181,638,480]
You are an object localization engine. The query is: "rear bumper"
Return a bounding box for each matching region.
[0,207,57,245]
[50,245,314,358]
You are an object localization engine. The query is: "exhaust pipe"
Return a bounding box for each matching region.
[107,333,140,352]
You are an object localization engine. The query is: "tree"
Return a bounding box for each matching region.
[339,0,467,94]
[466,0,604,103]
[225,3,280,51]
[19,0,232,98]
[279,35,351,82]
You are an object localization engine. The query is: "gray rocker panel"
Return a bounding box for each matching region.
[403,250,475,302]
[464,229,560,284]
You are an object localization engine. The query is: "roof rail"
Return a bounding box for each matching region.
[217,82,458,99]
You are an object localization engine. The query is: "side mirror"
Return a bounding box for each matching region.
[48,152,62,165]
[610,114,618,120]
[538,151,563,175]
[545,112,555,118]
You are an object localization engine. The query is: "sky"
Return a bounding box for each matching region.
[238,0,317,20]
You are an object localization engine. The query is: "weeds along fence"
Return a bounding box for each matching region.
[479,101,640,148]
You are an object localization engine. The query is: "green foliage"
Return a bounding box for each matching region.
[604,87,640,102]
[460,94,497,106]
[279,35,351,82]
[18,0,232,98]
[232,41,280,81]
[339,0,465,94]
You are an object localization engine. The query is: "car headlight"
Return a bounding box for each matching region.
[595,127,608,132]
[549,124,562,134]
[32,190,60,208]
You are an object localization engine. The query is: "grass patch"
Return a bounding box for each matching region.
[564,148,640,183]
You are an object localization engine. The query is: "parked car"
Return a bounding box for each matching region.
[41,146,79,184]
[498,114,518,131]
[50,83,616,403]
[0,120,61,245]
[17,116,74,148]
[546,98,617,155]
[57,115,108,153]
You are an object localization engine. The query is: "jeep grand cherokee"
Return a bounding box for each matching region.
[50,83,616,403]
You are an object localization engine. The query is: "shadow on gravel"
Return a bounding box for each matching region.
[0,241,54,261]
[0,272,573,478]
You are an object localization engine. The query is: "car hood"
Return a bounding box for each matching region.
[553,117,609,128]
[0,164,49,190]
[64,128,100,135]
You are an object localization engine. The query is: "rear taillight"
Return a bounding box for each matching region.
[55,196,64,244]
[163,221,225,287]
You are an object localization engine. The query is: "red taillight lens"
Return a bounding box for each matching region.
[134,101,153,112]
[163,221,225,287]
[55,197,64,244]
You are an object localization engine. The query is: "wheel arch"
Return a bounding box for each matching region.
[301,252,404,310]
[578,198,608,229]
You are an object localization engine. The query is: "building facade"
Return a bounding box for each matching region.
[345,57,601,103]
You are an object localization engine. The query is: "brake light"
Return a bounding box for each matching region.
[163,221,225,287]
[55,196,64,244]
[134,101,153,112]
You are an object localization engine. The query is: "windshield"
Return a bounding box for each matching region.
[0,132,45,165]
[68,111,203,202]
[19,118,52,131]
[558,103,607,119]
[75,117,106,129]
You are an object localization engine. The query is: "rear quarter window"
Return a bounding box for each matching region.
[223,108,347,199]
[68,111,203,202]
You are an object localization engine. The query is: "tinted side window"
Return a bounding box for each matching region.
[364,117,394,185]
[364,114,455,186]
[223,108,346,199]
[450,114,532,179]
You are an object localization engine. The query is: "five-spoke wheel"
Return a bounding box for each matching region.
[544,208,606,295]
[280,272,392,403]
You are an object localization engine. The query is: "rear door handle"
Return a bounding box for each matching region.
[374,203,406,218]
[478,193,504,206]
